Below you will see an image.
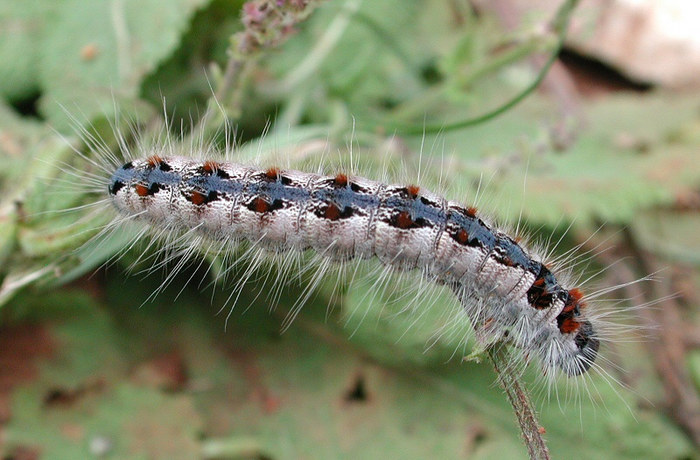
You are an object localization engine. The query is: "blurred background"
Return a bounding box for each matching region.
[0,0,699,458]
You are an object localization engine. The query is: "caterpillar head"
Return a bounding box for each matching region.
[556,289,600,376]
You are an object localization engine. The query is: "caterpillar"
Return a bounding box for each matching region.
[87,144,600,378]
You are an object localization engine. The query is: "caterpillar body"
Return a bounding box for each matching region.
[103,153,600,377]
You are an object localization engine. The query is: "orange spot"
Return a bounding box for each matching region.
[569,288,585,303]
[265,167,280,180]
[202,161,220,174]
[514,236,522,243]
[334,173,348,187]
[466,206,477,218]
[559,318,581,334]
[456,229,469,245]
[325,204,341,220]
[146,156,163,168]
[406,185,420,198]
[80,43,99,61]
[395,211,414,229]
[538,427,547,435]
[532,278,545,287]
[189,191,206,205]
[134,184,149,197]
[252,197,270,213]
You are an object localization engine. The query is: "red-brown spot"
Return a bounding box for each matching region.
[456,229,469,245]
[406,185,420,198]
[265,167,280,181]
[134,184,149,197]
[189,191,207,205]
[561,288,586,314]
[334,173,348,187]
[251,197,270,213]
[146,155,163,168]
[466,206,477,218]
[569,288,585,304]
[202,161,220,174]
[500,256,515,267]
[325,203,341,220]
[395,211,414,229]
[559,317,581,334]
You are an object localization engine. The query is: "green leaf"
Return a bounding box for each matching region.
[397,93,700,227]
[1,273,692,459]
[38,0,212,130]
[0,0,56,100]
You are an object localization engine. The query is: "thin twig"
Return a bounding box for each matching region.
[489,346,551,460]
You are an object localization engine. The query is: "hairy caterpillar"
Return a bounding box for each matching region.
[69,118,603,380]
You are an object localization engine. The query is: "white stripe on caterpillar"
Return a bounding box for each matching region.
[103,152,599,377]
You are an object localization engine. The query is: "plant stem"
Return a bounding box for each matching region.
[379,0,580,135]
[192,0,328,140]
[489,346,551,460]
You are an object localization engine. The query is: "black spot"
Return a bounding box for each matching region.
[269,199,285,211]
[109,180,125,195]
[158,161,172,171]
[207,190,219,202]
[247,197,286,213]
[527,265,558,309]
[349,182,365,193]
[216,169,231,179]
[279,175,293,186]
[147,183,161,195]
[314,203,354,220]
[420,196,438,207]
[570,321,599,376]
[121,161,133,170]
[390,212,427,229]
[338,206,354,218]
[449,226,483,248]
[185,189,220,205]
